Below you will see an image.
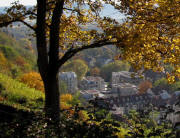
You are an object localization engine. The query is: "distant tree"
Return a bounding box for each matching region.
[90,67,100,77]
[171,81,180,92]
[19,38,34,52]
[138,80,152,94]
[19,72,44,92]
[0,52,9,72]
[153,78,170,92]
[100,61,130,82]
[11,64,22,78]
[15,56,26,67]
[61,59,88,81]
[0,45,18,60]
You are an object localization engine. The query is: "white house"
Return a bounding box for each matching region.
[59,72,78,93]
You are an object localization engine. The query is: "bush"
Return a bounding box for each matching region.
[153,78,170,93]
[19,72,44,92]
[0,73,44,110]
[0,45,18,60]
[90,67,100,76]
[171,81,180,91]
[138,80,152,94]
[154,78,180,93]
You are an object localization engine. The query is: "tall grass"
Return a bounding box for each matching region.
[0,73,44,110]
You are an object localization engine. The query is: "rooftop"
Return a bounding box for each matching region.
[112,71,144,79]
[85,76,104,81]
[59,72,77,78]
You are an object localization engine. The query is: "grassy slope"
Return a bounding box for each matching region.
[0,73,44,111]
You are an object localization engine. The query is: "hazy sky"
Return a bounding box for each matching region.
[0,0,36,6]
[0,0,124,20]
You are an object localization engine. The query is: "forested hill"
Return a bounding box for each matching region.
[0,31,37,78]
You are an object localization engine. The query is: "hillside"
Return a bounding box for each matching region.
[0,73,44,110]
[0,31,37,78]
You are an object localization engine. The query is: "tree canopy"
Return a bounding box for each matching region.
[106,0,180,83]
[100,60,130,82]
[61,59,88,80]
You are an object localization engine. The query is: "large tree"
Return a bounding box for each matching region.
[0,0,120,119]
[0,0,179,120]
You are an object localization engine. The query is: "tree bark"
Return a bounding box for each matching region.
[44,0,65,120]
[44,69,60,120]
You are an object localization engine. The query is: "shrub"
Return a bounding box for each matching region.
[138,80,152,94]
[171,81,180,91]
[90,67,100,76]
[0,73,44,109]
[19,72,44,92]
[154,78,168,88]
[60,94,73,110]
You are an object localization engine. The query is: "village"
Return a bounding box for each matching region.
[59,71,180,127]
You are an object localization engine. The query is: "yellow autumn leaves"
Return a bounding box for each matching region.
[60,93,89,121]
[19,72,44,92]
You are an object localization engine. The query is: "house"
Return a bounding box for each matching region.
[59,72,78,93]
[80,90,106,100]
[112,71,144,85]
[111,83,138,96]
[94,93,153,114]
[166,92,180,126]
[79,76,106,91]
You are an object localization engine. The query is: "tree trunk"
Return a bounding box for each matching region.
[44,70,60,120]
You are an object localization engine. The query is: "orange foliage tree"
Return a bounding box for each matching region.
[138,80,152,94]
[90,67,100,77]
[19,72,44,92]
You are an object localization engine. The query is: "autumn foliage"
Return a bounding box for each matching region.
[138,80,152,94]
[60,94,73,110]
[90,67,100,77]
[19,72,44,92]
[0,52,9,72]
[15,56,26,67]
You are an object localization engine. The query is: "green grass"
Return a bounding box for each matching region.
[0,73,44,111]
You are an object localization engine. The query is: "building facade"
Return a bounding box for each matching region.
[79,76,106,91]
[112,71,144,85]
[59,72,78,93]
[111,83,138,96]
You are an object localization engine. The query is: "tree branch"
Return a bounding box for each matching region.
[58,39,121,67]
[0,18,36,31]
[49,0,65,70]
[63,7,83,16]
[18,20,36,31]
[0,19,17,28]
